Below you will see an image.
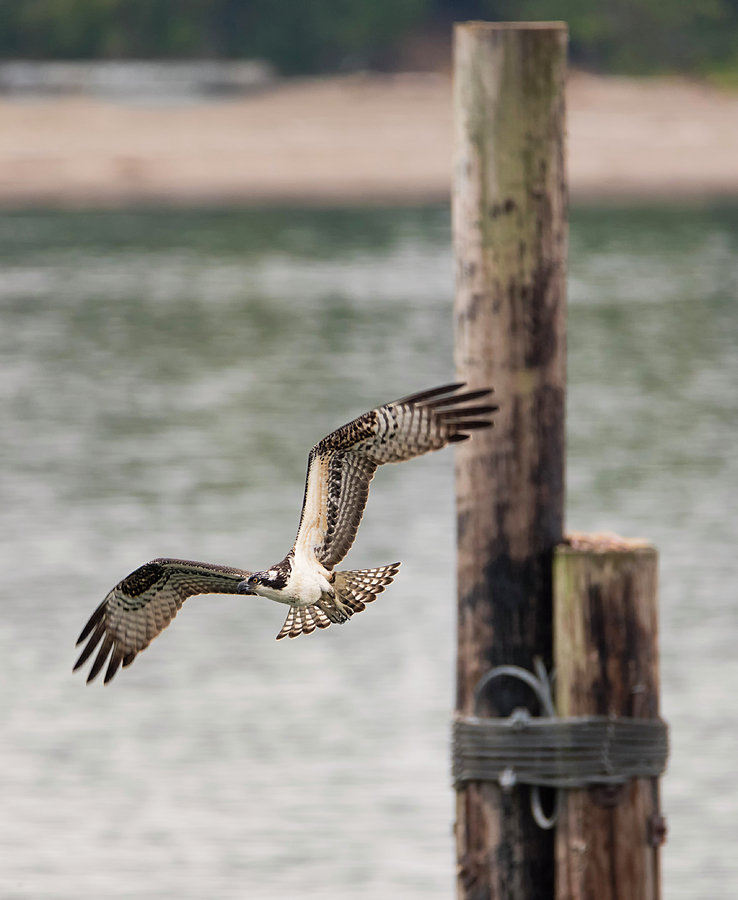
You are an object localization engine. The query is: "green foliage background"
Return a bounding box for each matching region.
[1,0,738,77]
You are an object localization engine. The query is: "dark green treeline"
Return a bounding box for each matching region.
[2,0,738,78]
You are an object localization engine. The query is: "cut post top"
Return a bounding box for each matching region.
[456,21,568,32]
[561,532,656,554]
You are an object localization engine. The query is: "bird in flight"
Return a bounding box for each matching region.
[74,383,496,684]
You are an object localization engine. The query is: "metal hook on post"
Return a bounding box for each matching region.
[471,658,563,830]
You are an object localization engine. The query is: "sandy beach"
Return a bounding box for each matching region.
[1,70,737,206]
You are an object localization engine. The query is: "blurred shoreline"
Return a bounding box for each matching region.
[2,70,738,208]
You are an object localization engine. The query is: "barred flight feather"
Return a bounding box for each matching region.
[74,559,250,684]
[295,383,495,569]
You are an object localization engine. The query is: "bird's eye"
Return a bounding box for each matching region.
[249,575,261,585]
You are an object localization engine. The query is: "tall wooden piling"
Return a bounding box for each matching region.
[453,21,568,900]
[554,534,663,900]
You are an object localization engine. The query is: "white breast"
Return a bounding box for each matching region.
[279,558,331,607]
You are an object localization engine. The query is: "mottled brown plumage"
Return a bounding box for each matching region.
[74,559,250,684]
[293,383,496,570]
[75,383,495,684]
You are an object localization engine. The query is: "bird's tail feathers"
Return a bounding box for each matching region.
[275,603,332,640]
[333,563,401,613]
[275,562,401,640]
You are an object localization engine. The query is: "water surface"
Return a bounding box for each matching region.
[1,205,736,898]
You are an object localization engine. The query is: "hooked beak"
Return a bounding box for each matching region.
[237,579,255,595]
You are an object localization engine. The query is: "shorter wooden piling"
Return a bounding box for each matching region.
[554,533,664,900]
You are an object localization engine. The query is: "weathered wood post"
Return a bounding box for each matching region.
[554,534,664,900]
[453,20,568,900]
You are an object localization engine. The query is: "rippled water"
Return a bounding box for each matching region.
[1,206,736,898]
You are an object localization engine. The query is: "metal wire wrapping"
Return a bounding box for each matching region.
[453,660,669,829]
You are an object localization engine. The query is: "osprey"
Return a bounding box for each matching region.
[74,383,495,684]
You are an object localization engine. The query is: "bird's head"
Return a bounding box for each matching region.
[237,569,288,596]
[237,573,263,595]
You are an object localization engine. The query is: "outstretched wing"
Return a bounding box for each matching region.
[74,558,251,685]
[293,383,496,570]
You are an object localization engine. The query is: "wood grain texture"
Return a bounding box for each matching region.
[453,21,568,900]
[554,534,662,900]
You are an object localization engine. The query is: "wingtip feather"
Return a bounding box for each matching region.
[392,382,467,406]
[76,600,106,645]
[86,635,114,683]
[103,649,123,684]
[422,387,494,409]
[458,420,494,431]
[73,622,105,670]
